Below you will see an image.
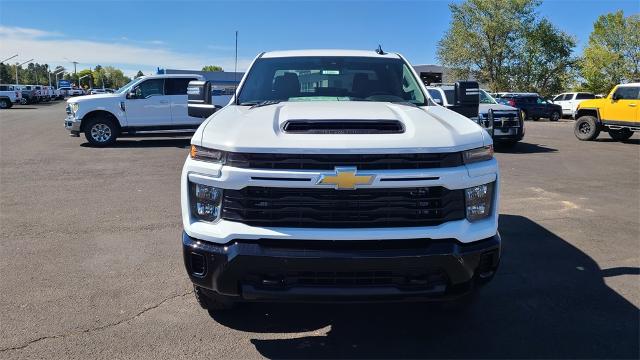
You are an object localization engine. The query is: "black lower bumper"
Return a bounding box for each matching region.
[182,232,501,302]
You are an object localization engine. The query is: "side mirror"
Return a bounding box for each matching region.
[611,92,620,101]
[188,80,217,118]
[127,87,141,99]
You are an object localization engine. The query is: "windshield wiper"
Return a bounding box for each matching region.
[239,100,284,108]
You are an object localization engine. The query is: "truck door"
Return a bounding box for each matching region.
[124,78,172,127]
[602,86,639,122]
[164,77,201,126]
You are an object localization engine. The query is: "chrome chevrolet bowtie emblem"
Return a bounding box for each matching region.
[317,167,374,190]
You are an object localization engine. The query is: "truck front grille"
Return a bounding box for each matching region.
[221,186,465,228]
[225,152,463,170]
[485,111,520,128]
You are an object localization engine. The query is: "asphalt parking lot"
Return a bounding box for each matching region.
[1,101,638,359]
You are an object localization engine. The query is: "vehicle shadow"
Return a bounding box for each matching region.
[595,138,640,145]
[494,141,557,154]
[208,215,639,359]
[80,135,192,149]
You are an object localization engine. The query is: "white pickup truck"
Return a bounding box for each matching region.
[181,49,501,312]
[0,85,20,108]
[64,73,204,146]
[551,92,596,118]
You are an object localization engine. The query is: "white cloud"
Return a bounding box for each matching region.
[0,26,251,77]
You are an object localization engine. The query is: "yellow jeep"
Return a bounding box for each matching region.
[574,83,639,141]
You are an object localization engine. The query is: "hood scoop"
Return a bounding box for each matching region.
[282,119,404,134]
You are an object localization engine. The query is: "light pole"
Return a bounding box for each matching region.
[54,69,64,87]
[1,54,18,63]
[65,58,79,86]
[78,74,90,89]
[15,59,33,85]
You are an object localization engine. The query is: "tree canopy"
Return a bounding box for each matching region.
[579,11,640,94]
[437,0,576,96]
[202,65,223,72]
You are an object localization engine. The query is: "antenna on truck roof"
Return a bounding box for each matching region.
[376,44,386,55]
[234,30,239,105]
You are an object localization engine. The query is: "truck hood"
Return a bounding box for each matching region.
[195,101,488,153]
[478,103,518,113]
[67,93,121,103]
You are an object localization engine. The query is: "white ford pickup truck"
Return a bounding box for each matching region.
[64,74,203,146]
[181,49,500,311]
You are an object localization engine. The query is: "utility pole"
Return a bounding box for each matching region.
[15,59,33,85]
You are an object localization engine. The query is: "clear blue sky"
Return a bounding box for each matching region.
[0,0,638,76]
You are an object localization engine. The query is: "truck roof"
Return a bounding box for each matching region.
[261,49,401,59]
[618,82,640,87]
[141,73,203,80]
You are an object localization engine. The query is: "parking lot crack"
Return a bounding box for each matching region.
[0,290,193,353]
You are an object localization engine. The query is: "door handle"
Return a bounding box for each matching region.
[160,100,169,104]
[629,103,637,107]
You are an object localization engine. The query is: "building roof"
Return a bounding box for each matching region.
[261,49,400,59]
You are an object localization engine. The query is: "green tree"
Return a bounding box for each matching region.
[437,0,540,91]
[202,65,223,72]
[77,69,94,89]
[511,19,577,96]
[0,63,13,83]
[135,70,144,78]
[580,11,640,94]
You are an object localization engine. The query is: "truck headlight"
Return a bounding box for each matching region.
[463,145,493,164]
[189,182,222,222]
[465,182,494,221]
[190,145,226,163]
[69,103,79,115]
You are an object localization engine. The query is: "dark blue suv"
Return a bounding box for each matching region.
[501,94,562,121]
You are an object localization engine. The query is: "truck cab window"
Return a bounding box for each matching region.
[137,79,164,98]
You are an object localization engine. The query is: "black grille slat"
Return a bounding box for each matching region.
[283,120,404,134]
[221,187,465,228]
[225,152,462,170]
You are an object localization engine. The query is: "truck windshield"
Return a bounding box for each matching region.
[237,56,426,105]
[115,79,140,94]
[479,89,497,104]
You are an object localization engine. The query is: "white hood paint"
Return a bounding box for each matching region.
[478,103,518,113]
[68,93,121,103]
[193,101,488,154]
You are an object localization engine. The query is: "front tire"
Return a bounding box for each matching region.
[608,128,633,141]
[574,116,600,141]
[550,111,560,122]
[0,98,9,109]
[83,116,118,147]
[20,98,28,105]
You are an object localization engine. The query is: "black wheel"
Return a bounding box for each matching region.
[20,98,28,105]
[0,98,9,109]
[194,285,235,311]
[83,116,119,147]
[550,111,560,122]
[608,128,633,141]
[532,117,540,121]
[574,116,600,141]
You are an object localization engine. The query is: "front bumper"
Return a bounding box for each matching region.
[64,115,81,133]
[493,126,524,142]
[182,231,501,302]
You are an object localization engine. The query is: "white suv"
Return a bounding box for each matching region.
[552,92,596,118]
[181,49,500,311]
[65,74,204,146]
